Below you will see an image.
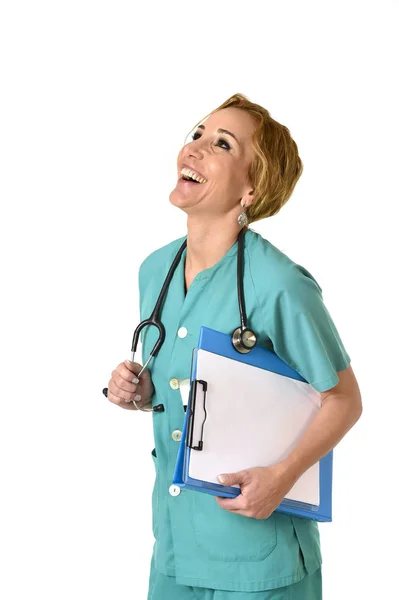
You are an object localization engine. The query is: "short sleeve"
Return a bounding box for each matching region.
[267,267,351,392]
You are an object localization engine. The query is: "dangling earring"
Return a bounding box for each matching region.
[238,200,249,227]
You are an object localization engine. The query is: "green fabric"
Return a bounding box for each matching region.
[148,554,322,599]
[139,228,350,593]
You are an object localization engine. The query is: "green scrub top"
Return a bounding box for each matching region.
[138,227,351,593]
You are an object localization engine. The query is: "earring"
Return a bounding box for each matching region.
[238,200,249,227]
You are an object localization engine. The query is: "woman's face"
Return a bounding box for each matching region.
[169,107,257,221]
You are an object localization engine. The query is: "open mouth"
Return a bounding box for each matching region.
[180,167,207,184]
[181,175,201,184]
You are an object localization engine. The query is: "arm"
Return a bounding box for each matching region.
[279,363,362,482]
[216,365,362,518]
[215,266,362,518]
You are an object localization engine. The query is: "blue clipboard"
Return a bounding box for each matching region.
[172,326,333,522]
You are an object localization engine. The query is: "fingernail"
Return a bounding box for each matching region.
[125,398,132,403]
[132,377,139,384]
[134,394,141,401]
[217,475,226,484]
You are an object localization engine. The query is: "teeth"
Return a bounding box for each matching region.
[180,167,207,183]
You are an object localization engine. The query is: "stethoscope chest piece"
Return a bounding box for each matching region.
[232,326,257,354]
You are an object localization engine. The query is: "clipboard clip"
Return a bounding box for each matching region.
[186,379,208,451]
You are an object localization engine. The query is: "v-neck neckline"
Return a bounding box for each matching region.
[182,238,237,296]
[178,229,255,299]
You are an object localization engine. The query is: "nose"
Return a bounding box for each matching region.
[183,138,203,161]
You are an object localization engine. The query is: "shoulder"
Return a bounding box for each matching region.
[138,234,186,284]
[246,228,323,299]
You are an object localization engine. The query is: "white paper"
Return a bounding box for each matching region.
[188,349,321,506]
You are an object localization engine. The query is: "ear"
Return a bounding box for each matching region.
[241,188,255,208]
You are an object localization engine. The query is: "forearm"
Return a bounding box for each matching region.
[278,392,362,482]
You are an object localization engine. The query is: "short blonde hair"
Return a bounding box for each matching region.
[188,93,303,223]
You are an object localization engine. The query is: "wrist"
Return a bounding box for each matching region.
[272,456,302,487]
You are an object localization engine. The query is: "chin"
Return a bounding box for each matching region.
[169,188,189,207]
[169,189,179,206]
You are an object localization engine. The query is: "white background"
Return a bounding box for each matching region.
[1,1,398,598]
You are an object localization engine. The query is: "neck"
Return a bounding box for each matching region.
[185,215,246,273]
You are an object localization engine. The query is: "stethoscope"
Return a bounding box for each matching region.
[103,227,257,412]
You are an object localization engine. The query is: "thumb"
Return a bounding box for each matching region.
[217,471,245,486]
[125,360,149,378]
[125,359,142,373]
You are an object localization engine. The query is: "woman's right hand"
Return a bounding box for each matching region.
[106,360,154,410]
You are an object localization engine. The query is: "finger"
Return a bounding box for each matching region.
[107,388,138,410]
[217,506,250,517]
[123,360,144,376]
[107,388,122,406]
[114,364,141,386]
[124,362,152,387]
[217,470,248,487]
[215,500,249,516]
[108,379,140,404]
[117,362,141,382]
[214,495,247,511]
[119,398,140,410]
[112,370,139,394]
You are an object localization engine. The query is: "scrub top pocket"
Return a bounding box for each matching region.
[190,491,277,562]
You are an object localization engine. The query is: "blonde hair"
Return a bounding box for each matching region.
[187,93,303,223]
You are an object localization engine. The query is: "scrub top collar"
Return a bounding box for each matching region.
[178,228,256,287]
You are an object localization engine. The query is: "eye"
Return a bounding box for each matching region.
[216,137,231,151]
[190,132,231,151]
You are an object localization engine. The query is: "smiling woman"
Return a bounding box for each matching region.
[170,93,304,229]
[105,93,361,600]
[170,102,258,238]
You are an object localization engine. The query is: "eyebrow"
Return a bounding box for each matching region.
[197,124,239,144]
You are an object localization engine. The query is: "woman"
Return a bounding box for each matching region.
[106,93,362,599]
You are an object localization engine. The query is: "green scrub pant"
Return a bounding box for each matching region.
[147,558,322,599]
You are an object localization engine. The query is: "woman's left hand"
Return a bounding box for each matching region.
[214,464,297,519]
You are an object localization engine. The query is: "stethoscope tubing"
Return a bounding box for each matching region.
[103,228,256,412]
